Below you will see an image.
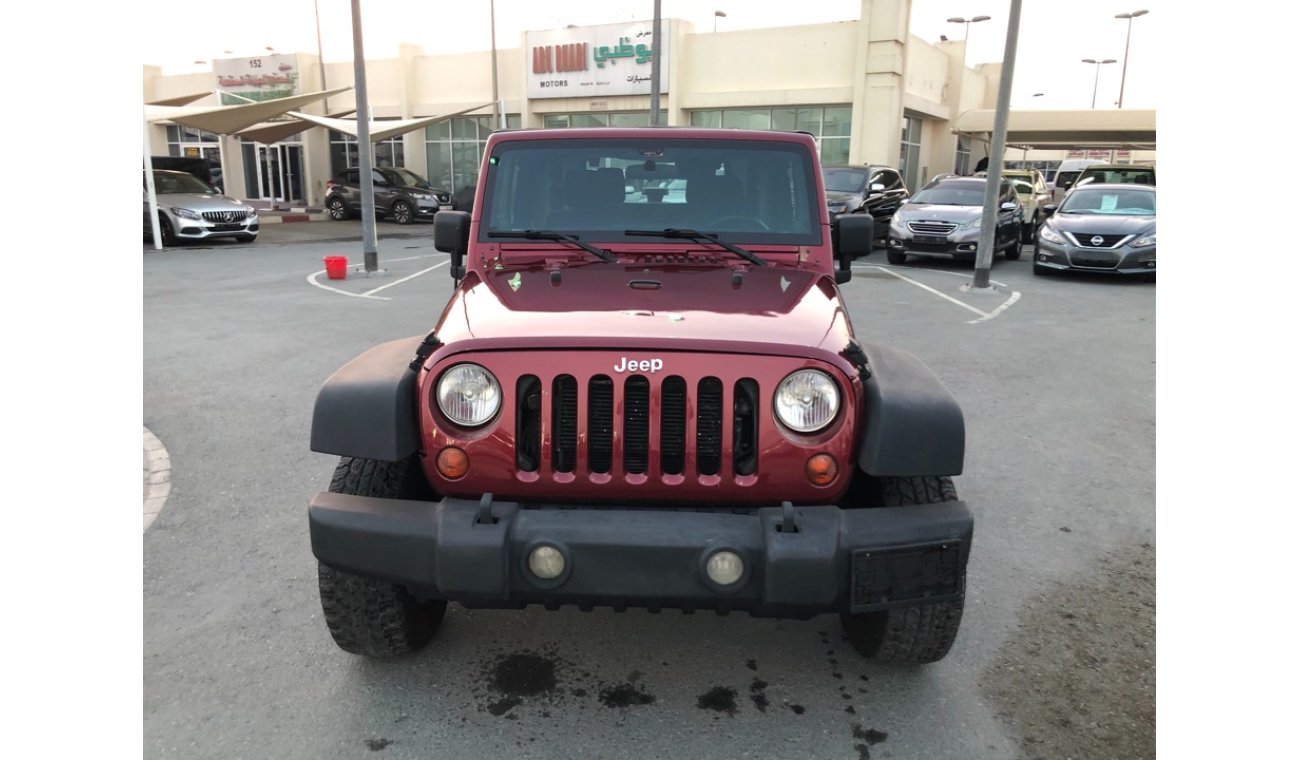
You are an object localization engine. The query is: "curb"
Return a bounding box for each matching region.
[143,426,171,531]
[260,211,330,224]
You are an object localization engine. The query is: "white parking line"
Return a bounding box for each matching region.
[306,253,445,300]
[851,263,1021,323]
[363,260,449,296]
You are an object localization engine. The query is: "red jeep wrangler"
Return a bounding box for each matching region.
[308,128,971,664]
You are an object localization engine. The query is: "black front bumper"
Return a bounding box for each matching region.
[310,493,972,618]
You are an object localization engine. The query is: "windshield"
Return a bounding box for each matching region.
[381,168,429,188]
[1077,167,1154,186]
[822,168,868,193]
[910,184,984,206]
[480,138,822,245]
[153,171,217,195]
[1060,188,1156,215]
[1010,180,1035,196]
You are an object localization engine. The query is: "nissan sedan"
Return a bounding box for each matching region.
[1033,184,1155,280]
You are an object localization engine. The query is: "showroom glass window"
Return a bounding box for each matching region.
[329,128,405,175]
[899,113,922,190]
[954,135,971,175]
[166,125,221,165]
[424,114,521,199]
[689,106,851,166]
[540,111,666,129]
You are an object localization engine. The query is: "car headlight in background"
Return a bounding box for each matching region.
[436,364,501,427]
[246,207,258,218]
[774,369,840,433]
[1131,232,1156,248]
[170,207,200,220]
[1038,224,1065,244]
[956,216,981,231]
[889,213,908,231]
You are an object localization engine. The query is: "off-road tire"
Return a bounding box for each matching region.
[841,475,965,664]
[317,457,447,657]
[886,250,907,265]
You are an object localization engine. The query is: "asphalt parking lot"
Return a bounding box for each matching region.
[143,220,1154,759]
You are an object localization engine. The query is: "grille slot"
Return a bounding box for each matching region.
[660,376,687,475]
[624,376,650,474]
[697,377,724,476]
[588,376,614,474]
[733,379,759,476]
[552,375,578,472]
[516,375,541,472]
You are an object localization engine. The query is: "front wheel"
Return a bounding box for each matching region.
[317,457,447,657]
[886,250,907,265]
[1003,224,1022,260]
[157,215,177,247]
[390,200,414,225]
[1021,213,1038,243]
[327,197,349,221]
[840,475,965,664]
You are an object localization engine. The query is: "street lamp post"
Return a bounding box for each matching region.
[1082,58,1116,109]
[947,15,991,63]
[714,11,726,33]
[1115,9,1149,109]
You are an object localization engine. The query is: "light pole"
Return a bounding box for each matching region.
[1115,9,1148,109]
[1082,58,1116,109]
[947,15,990,63]
[714,10,726,33]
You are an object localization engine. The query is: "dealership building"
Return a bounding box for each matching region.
[142,0,1155,208]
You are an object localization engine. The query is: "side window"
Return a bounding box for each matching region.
[886,171,903,190]
[869,170,884,189]
[344,169,359,184]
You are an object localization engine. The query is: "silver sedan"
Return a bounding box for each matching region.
[1033,184,1155,280]
[145,170,260,246]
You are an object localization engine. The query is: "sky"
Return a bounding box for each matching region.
[140,0,1163,110]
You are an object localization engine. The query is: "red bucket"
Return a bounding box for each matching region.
[324,255,348,280]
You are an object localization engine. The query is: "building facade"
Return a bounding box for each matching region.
[142,0,1151,208]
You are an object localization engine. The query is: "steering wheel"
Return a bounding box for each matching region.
[706,215,771,232]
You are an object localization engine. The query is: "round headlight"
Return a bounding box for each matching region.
[436,364,501,427]
[774,369,840,433]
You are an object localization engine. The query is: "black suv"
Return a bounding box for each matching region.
[325,167,452,224]
[822,164,910,242]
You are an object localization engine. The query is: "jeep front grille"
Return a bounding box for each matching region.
[514,373,750,478]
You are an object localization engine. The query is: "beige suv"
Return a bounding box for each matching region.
[1003,169,1051,242]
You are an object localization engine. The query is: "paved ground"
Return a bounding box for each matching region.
[144,224,1154,759]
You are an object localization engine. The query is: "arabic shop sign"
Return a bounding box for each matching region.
[214,54,301,106]
[526,21,671,99]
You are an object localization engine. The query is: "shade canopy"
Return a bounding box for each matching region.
[952,109,1156,149]
[286,101,499,143]
[236,110,358,144]
[147,92,211,107]
[145,87,353,134]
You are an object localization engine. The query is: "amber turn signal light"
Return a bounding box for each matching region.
[437,447,469,479]
[805,454,837,486]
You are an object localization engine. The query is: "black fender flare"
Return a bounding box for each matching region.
[310,336,423,462]
[856,343,965,477]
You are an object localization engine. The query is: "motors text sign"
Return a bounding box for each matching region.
[526,21,671,99]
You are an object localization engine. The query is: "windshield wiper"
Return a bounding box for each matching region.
[487,230,618,263]
[624,228,767,267]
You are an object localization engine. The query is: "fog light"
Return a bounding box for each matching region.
[706,551,745,586]
[436,447,468,479]
[805,454,838,486]
[528,545,566,580]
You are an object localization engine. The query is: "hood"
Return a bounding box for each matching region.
[895,203,982,223]
[825,190,865,206]
[434,263,854,358]
[157,192,253,212]
[1048,213,1155,235]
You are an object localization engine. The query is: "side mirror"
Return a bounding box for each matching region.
[1042,205,1057,217]
[434,211,471,280]
[999,201,1017,211]
[865,182,886,195]
[832,214,874,282]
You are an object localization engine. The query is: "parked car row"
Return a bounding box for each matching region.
[820,158,1154,281]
